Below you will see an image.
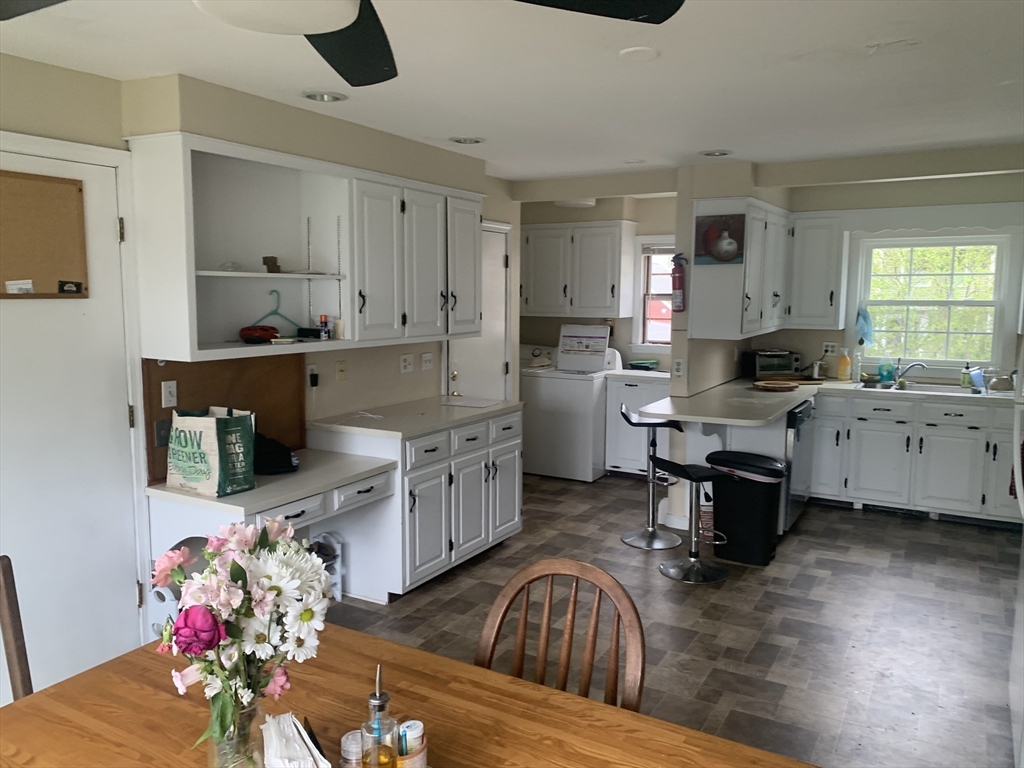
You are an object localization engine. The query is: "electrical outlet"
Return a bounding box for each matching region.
[335,360,347,382]
[421,352,434,371]
[160,380,177,409]
[400,354,414,374]
[154,419,171,448]
[306,364,318,388]
[822,342,838,357]
[672,358,686,378]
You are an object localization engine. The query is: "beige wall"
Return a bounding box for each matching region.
[520,316,671,370]
[511,168,676,202]
[521,197,631,225]
[790,173,1024,212]
[0,54,124,149]
[634,197,677,236]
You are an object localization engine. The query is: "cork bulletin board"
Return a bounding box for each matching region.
[0,170,89,298]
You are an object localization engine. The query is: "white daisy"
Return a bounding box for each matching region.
[284,593,329,640]
[203,675,223,699]
[281,630,319,662]
[248,551,302,605]
[241,617,281,660]
[272,543,329,597]
[237,687,255,707]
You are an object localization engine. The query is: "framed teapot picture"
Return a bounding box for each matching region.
[694,214,745,265]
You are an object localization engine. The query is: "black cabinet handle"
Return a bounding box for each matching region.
[492,460,498,478]
[440,291,448,310]
[358,289,366,314]
[905,435,910,452]
[356,486,374,495]
[409,490,416,513]
[502,425,513,431]
[943,413,964,418]
[611,284,615,298]
[466,436,478,442]
[993,443,998,460]
[986,440,990,452]
[624,383,639,388]
[919,437,924,454]
[872,407,891,412]
[744,293,751,310]
[835,429,840,446]
[424,447,439,453]
[563,284,568,297]
[829,290,834,307]
[284,509,306,521]
[847,428,850,439]
[484,463,490,481]
[450,292,457,310]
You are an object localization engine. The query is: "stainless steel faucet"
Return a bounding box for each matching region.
[895,358,929,379]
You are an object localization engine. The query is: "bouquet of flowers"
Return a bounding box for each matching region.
[152,517,330,762]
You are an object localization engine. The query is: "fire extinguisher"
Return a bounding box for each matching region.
[671,254,687,312]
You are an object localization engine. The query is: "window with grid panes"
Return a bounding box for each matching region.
[864,239,1000,364]
[642,245,674,344]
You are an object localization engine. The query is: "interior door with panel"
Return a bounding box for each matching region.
[404,189,446,338]
[809,418,845,497]
[490,441,522,540]
[523,229,571,315]
[404,464,451,585]
[912,427,985,514]
[847,421,913,505]
[741,212,765,334]
[571,225,619,316]
[354,179,403,340]
[986,433,1022,520]
[447,197,482,336]
[788,217,844,328]
[451,450,490,560]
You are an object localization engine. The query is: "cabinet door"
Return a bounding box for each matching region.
[490,441,522,541]
[404,464,450,585]
[741,212,765,334]
[523,229,571,315]
[788,217,845,329]
[354,179,404,341]
[451,450,489,560]
[447,197,482,336]
[605,381,668,473]
[912,427,985,514]
[847,421,913,505]
[571,225,619,317]
[985,433,1024,520]
[404,189,446,338]
[810,418,845,497]
[760,216,787,330]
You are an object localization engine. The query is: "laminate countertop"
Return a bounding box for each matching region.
[308,396,523,439]
[145,449,396,516]
[639,379,819,427]
[605,369,670,382]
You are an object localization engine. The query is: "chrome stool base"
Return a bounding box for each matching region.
[659,556,728,584]
[621,526,683,550]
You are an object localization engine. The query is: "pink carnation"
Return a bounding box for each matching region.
[263,666,290,701]
[206,536,228,553]
[151,547,197,587]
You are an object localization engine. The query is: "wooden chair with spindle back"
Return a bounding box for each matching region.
[474,558,646,711]
[0,554,33,700]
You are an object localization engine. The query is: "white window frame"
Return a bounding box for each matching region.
[631,235,675,354]
[853,233,1017,375]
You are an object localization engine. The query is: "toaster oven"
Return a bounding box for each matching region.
[742,350,803,379]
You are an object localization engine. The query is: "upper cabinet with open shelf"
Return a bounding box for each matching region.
[128,133,483,361]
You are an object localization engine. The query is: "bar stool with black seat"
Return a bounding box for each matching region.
[618,404,684,550]
[650,456,731,584]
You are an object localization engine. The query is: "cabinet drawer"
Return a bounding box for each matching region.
[406,431,451,469]
[814,395,848,417]
[331,472,393,514]
[490,412,522,442]
[259,493,325,527]
[850,398,915,422]
[917,401,989,428]
[452,422,489,455]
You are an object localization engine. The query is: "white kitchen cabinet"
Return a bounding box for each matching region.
[810,417,846,498]
[404,463,451,585]
[447,196,483,336]
[846,420,913,505]
[760,215,788,331]
[521,221,636,318]
[355,179,405,341]
[605,378,671,475]
[787,215,849,329]
[490,441,523,540]
[912,426,985,515]
[403,189,447,338]
[984,432,1022,521]
[451,449,489,560]
[741,210,766,334]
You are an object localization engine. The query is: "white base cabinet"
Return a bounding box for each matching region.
[405,463,451,584]
[912,427,986,515]
[809,417,845,498]
[605,377,671,475]
[984,432,1021,521]
[846,421,913,505]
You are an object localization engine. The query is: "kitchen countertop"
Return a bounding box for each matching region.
[639,379,819,427]
[816,382,1014,403]
[145,449,396,516]
[308,396,524,439]
[606,370,670,381]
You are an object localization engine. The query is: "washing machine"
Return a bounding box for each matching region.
[520,325,621,482]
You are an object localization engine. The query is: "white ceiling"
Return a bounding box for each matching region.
[1,0,1022,180]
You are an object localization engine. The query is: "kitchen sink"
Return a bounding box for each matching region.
[855,382,985,395]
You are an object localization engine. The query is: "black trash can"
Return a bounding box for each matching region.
[705,451,787,567]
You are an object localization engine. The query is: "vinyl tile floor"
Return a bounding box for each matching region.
[326,473,1022,768]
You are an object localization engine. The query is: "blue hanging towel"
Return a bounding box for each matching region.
[856,308,874,347]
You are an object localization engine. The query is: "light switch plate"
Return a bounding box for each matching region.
[822,342,838,357]
[400,354,414,374]
[160,380,177,409]
[421,352,434,371]
[335,360,347,382]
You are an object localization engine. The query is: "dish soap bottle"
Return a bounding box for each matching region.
[361,665,399,767]
[837,347,852,381]
[878,353,895,383]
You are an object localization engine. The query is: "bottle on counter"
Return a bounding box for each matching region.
[837,347,852,381]
[361,665,399,768]
[852,348,863,382]
[878,353,895,382]
[341,731,363,768]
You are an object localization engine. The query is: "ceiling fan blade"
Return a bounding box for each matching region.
[514,0,684,24]
[305,0,396,88]
[0,0,67,21]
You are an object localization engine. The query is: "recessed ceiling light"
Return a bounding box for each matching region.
[449,137,484,145]
[619,46,660,62]
[700,150,732,157]
[302,90,347,103]
[624,159,646,165]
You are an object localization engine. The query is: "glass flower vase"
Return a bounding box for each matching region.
[208,702,265,768]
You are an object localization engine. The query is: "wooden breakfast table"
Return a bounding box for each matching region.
[0,624,811,767]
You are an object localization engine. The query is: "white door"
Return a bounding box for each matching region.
[447,197,482,336]
[451,450,489,560]
[523,228,570,315]
[847,421,913,504]
[810,418,845,497]
[912,427,985,514]
[986,432,1023,520]
[789,217,842,327]
[0,151,139,704]
[448,228,510,400]
[490,441,522,540]
[404,464,450,585]
[403,189,446,338]
[354,179,403,341]
[741,211,765,334]
[605,381,669,474]
[571,225,618,316]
